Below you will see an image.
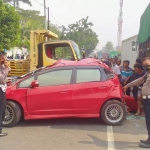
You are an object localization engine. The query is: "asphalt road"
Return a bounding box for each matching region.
[0,117,148,150]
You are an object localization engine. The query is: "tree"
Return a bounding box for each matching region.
[17,8,61,49]
[61,16,99,56]
[17,8,45,40]
[105,41,114,52]
[0,1,20,50]
[49,24,61,38]
[4,0,32,7]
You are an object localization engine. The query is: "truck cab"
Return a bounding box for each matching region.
[36,40,81,69]
[8,30,82,76]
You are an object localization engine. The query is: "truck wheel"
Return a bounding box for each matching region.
[3,101,21,127]
[101,100,126,126]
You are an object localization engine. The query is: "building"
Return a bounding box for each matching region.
[121,35,138,68]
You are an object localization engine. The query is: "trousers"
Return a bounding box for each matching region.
[0,88,6,133]
[142,99,150,137]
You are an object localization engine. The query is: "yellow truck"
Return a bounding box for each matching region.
[8,30,81,76]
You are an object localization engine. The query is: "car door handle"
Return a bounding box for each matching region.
[99,86,107,89]
[60,89,69,93]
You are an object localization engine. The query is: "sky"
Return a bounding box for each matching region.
[21,0,150,49]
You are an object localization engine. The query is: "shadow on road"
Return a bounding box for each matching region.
[16,118,105,128]
[79,134,139,149]
[7,117,146,136]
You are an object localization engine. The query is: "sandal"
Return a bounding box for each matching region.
[141,113,145,117]
[135,112,141,116]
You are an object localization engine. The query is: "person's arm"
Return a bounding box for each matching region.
[124,76,130,85]
[124,70,133,85]
[3,60,11,75]
[125,77,143,88]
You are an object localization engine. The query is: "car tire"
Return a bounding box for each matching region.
[101,100,126,126]
[3,101,21,127]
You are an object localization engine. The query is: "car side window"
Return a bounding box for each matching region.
[19,76,35,88]
[76,69,101,83]
[37,69,72,86]
[104,69,115,79]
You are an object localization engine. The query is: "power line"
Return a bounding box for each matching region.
[33,0,63,26]
[34,0,45,7]
[48,13,62,26]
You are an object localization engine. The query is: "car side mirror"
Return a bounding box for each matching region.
[31,80,39,88]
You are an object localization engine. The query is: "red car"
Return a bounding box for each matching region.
[4,58,126,127]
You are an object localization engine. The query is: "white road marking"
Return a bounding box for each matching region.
[107,126,116,150]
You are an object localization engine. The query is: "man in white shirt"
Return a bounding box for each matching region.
[111,57,121,79]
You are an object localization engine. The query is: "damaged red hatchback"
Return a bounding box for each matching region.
[4,58,126,127]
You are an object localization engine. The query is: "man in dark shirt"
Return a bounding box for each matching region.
[120,60,132,95]
[133,64,146,116]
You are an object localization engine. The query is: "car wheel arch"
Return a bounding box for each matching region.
[99,98,122,115]
[6,99,24,118]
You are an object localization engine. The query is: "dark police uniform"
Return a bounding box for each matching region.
[0,65,10,134]
[126,73,150,148]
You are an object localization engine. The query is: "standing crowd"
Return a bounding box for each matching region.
[102,56,150,148]
[102,57,145,117]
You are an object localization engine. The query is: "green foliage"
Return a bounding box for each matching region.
[16,36,30,49]
[60,16,99,56]
[55,47,72,59]
[4,0,32,7]
[17,8,45,40]
[0,1,60,50]
[105,41,114,52]
[17,8,61,50]
[49,24,61,39]
[0,1,20,50]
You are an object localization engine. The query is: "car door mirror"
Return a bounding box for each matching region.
[31,80,39,88]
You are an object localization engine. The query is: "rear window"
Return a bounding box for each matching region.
[104,69,114,79]
[76,69,101,83]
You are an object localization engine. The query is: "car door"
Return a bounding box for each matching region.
[27,68,73,116]
[8,76,35,111]
[72,67,110,115]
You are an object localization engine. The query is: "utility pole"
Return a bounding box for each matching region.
[117,0,123,50]
[48,7,50,30]
[44,0,47,30]
[13,0,16,8]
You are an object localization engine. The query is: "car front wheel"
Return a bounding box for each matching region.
[101,100,126,126]
[3,101,21,127]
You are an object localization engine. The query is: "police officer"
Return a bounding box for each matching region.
[124,57,150,148]
[0,51,10,137]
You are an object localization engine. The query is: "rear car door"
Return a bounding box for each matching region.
[27,68,73,116]
[72,67,110,115]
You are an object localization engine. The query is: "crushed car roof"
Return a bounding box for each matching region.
[51,58,110,69]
